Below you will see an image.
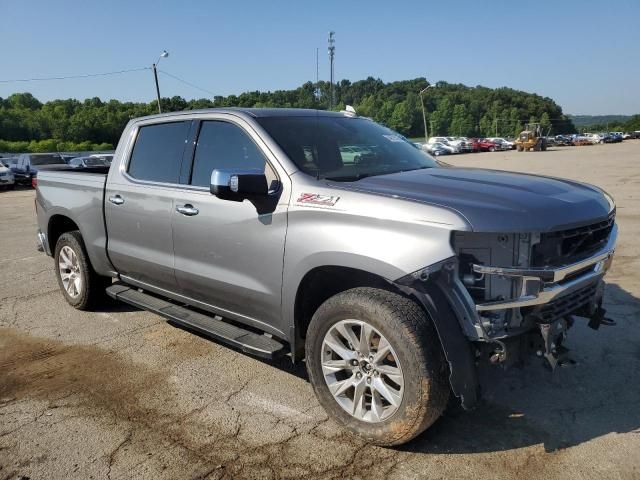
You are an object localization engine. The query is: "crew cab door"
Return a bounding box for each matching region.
[105,120,192,291]
[171,117,289,336]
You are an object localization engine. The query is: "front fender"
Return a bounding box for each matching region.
[281,195,468,345]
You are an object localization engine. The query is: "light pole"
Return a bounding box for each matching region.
[419,85,433,142]
[152,50,169,113]
[328,31,335,110]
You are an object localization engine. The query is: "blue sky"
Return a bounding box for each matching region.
[1,0,638,115]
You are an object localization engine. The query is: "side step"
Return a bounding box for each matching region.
[106,283,286,359]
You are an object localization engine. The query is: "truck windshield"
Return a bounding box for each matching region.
[256,115,438,181]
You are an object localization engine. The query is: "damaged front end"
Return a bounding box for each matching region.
[450,212,617,369]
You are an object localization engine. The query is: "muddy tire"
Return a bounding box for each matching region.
[305,287,449,446]
[54,231,111,310]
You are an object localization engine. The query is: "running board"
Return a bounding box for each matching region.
[106,283,286,359]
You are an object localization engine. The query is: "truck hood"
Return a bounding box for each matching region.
[334,167,612,232]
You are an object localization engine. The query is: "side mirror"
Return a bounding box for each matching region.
[210,169,269,201]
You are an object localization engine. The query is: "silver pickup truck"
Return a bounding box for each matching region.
[35,108,617,445]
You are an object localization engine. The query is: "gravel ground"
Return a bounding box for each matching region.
[1,142,639,480]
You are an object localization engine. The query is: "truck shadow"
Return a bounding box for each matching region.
[400,282,640,454]
[94,281,640,452]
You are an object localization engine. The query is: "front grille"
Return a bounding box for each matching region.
[532,212,615,267]
[528,281,599,323]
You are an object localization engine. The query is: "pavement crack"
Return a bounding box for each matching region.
[106,430,133,480]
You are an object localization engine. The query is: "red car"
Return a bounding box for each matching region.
[470,138,500,152]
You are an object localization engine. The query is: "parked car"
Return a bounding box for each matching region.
[486,137,514,151]
[571,134,593,146]
[445,137,469,152]
[36,108,617,446]
[90,153,114,165]
[13,153,67,185]
[427,136,461,153]
[68,156,113,168]
[454,137,474,152]
[609,132,623,143]
[470,138,500,152]
[0,160,15,189]
[424,141,456,155]
[554,135,573,146]
[429,144,450,156]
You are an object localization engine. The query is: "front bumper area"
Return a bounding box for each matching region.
[471,224,617,312]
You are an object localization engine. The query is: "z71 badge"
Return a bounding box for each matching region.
[296,193,340,206]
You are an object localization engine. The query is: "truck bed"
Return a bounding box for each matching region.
[35,168,113,276]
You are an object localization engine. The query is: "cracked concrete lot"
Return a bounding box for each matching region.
[1,142,640,480]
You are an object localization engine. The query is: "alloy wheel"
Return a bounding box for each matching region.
[58,245,82,298]
[321,319,404,423]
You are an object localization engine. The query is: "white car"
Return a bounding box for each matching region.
[0,161,16,189]
[427,136,461,153]
[486,137,514,150]
[583,133,602,144]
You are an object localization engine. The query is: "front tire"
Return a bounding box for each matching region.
[54,231,110,310]
[305,288,449,446]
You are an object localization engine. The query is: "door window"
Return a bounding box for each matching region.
[190,121,268,187]
[127,121,190,183]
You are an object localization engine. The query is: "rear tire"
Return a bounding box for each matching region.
[54,231,111,310]
[305,287,449,446]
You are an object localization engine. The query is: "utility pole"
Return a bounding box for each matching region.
[419,85,434,142]
[328,31,335,110]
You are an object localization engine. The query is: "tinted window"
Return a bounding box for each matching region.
[128,122,190,183]
[30,154,65,166]
[190,121,266,187]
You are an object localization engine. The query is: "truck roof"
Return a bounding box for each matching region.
[137,107,349,121]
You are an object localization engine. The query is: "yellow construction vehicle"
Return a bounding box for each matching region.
[514,123,547,152]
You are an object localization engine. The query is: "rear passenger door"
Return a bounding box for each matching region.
[105,120,192,291]
[171,117,289,336]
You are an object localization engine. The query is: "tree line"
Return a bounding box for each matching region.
[575,115,640,133]
[0,77,580,152]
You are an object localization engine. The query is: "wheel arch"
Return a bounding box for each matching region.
[48,214,80,254]
[292,265,398,360]
[45,210,114,277]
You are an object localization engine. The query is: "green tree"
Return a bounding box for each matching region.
[0,78,577,148]
[389,101,412,134]
[540,112,551,134]
[449,104,474,136]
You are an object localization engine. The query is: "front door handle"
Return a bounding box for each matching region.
[109,195,125,205]
[176,204,199,216]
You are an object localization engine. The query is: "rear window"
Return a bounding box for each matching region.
[128,122,190,183]
[30,154,65,166]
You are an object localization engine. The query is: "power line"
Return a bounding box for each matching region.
[0,67,150,83]
[158,70,217,97]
